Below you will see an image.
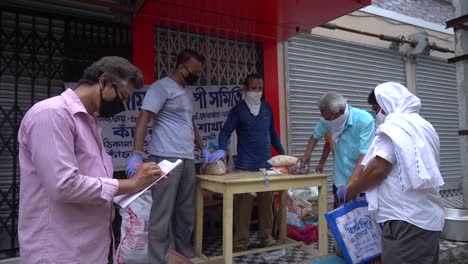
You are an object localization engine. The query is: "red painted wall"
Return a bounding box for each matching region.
[261,39,281,142]
[132,15,155,84]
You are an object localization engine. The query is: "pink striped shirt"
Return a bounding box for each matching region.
[18,89,119,263]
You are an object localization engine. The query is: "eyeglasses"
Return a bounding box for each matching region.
[183,64,201,77]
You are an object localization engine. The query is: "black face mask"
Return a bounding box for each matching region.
[182,65,200,85]
[99,85,126,118]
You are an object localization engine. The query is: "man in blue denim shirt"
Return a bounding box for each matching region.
[210,74,284,251]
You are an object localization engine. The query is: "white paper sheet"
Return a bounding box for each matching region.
[113,159,182,208]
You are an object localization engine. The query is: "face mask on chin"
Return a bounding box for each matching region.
[99,85,126,118]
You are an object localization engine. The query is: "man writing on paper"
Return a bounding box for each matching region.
[126,49,210,263]
[209,74,285,251]
[337,82,445,264]
[18,57,162,263]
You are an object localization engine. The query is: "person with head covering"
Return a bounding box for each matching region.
[337,82,445,264]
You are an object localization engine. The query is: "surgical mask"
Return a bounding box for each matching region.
[245,91,262,105]
[375,109,386,127]
[99,85,126,118]
[182,65,200,85]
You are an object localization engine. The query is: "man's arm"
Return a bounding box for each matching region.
[193,121,206,150]
[344,156,392,201]
[28,109,161,203]
[348,154,365,183]
[269,106,285,155]
[316,142,330,173]
[298,119,328,166]
[297,136,318,166]
[218,108,239,151]
[133,110,154,153]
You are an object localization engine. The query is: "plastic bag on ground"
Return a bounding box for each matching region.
[115,191,152,264]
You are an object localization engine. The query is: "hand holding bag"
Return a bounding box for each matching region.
[325,186,382,264]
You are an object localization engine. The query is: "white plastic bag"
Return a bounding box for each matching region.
[267,155,298,167]
[115,191,152,264]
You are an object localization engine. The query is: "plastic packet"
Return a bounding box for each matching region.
[204,160,227,175]
[260,248,292,261]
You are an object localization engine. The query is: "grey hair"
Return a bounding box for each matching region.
[318,92,347,114]
[77,56,144,90]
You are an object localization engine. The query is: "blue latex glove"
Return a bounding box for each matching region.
[126,154,143,178]
[208,149,226,163]
[201,147,212,164]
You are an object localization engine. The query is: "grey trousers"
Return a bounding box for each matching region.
[147,156,196,264]
[382,220,440,264]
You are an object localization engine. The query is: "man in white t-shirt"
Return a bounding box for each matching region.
[337,82,445,264]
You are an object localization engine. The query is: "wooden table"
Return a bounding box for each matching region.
[194,172,329,264]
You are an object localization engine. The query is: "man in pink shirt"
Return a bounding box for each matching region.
[18,57,161,263]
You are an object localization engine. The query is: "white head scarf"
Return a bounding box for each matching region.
[364,82,444,211]
[372,82,444,191]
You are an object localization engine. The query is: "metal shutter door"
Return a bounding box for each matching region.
[415,56,461,191]
[286,33,406,191]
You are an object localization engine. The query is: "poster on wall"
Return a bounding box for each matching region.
[64,83,241,171]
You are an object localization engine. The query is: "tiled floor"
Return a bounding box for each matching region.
[202,233,317,264]
[200,195,466,264]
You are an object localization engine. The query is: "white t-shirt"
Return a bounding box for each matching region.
[362,133,445,231]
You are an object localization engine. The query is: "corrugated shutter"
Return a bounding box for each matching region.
[415,56,461,190]
[286,33,406,191]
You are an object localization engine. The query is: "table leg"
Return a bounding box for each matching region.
[195,183,204,257]
[223,190,234,264]
[278,190,288,243]
[318,179,328,256]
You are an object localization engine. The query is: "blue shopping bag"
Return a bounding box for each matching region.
[324,187,382,264]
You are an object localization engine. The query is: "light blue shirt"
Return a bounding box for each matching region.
[313,106,375,187]
[141,77,195,159]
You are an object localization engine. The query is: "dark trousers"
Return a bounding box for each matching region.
[382,220,440,264]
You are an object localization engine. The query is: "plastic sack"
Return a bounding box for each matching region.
[205,160,227,175]
[287,224,318,244]
[325,194,382,264]
[288,187,319,208]
[115,191,152,264]
[288,163,310,175]
[267,155,298,167]
[272,166,290,174]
